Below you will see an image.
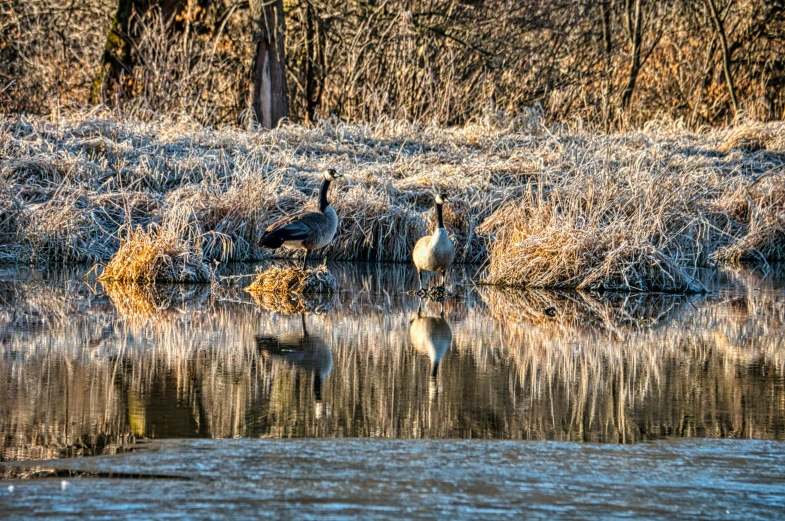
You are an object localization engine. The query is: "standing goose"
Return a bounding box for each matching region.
[413,194,455,291]
[255,314,333,405]
[259,169,342,269]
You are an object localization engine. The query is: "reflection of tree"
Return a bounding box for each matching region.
[1,267,785,461]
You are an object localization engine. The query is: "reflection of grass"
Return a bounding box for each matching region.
[478,285,785,441]
[479,287,697,335]
[245,264,338,315]
[103,281,210,323]
[247,289,337,315]
[1,266,784,461]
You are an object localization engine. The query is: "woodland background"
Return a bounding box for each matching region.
[1,0,784,129]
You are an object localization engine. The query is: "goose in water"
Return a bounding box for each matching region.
[255,314,333,406]
[409,304,453,382]
[412,194,455,291]
[259,169,342,269]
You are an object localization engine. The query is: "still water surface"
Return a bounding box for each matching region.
[1,263,784,518]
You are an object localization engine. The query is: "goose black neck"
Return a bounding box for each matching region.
[319,178,331,212]
[435,201,444,228]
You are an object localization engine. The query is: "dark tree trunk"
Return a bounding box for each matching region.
[600,0,612,58]
[250,0,288,128]
[304,2,318,124]
[621,0,643,111]
[91,0,190,105]
[705,0,739,115]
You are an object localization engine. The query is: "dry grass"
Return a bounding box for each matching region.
[2,112,784,292]
[480,186,705,293]
[97,211,213,284]
[712,174,785,263]
[246,264,338,296]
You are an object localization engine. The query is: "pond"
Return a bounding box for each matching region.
[1,262,784,519]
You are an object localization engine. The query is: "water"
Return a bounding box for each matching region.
[1,262,785,518]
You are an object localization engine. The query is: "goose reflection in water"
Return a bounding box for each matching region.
[255,314,333,417]
[409,304,453,398]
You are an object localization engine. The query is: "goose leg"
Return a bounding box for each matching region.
[302,250,309,270]
[441,270,447,288]
[418,269,424,292]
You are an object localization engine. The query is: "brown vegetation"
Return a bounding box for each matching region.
[247,264,337,296]
[97,212,213,283]
[2,1,784,127]
[2,113,784,291]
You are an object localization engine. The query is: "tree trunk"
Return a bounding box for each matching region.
[304,2,318,124]
[600,0,612,59]
[621,0,643,111]
[91,0,189,105]
[91,0,135,104]
[250,0,289,128]
[705,0,739,115]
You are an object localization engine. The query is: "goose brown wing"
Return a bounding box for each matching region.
[261,211,329,247]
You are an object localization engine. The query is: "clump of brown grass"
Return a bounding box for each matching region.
[717,121,785,153]
[246,264,337,296]
[481,179,704,293]
[712,175,785,263]
[0,192,21,245]
[97,212,212,283]
[22,197,102,263]
[327,185,427,262]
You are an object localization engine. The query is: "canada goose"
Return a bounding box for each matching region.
[259,169,342,269]
[255,314,333,404]
[409,305,452,381]
[412,194,455,291]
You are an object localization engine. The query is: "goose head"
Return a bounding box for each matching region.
[434,193,448,205]
[324,169,343,181]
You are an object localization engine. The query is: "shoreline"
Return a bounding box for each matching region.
[2,111,783,292]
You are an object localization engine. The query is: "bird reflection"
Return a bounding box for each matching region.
[409,303,453,398]
[255,314,333,415]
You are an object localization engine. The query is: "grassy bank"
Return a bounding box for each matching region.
[1,111,783,291]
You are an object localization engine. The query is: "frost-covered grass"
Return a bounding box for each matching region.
[1,110,783,291]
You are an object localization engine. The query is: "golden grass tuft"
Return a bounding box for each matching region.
[246,264,338,296]
[97,213,212,283]
[481,186,704,293]
[328,185,427,262]
[717,121,785,153]
[712,174,785,263]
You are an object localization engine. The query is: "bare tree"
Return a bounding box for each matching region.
[250,0,288,128]
[704,0,739,114]
[90,0,193,104]
[620,0,663,111]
